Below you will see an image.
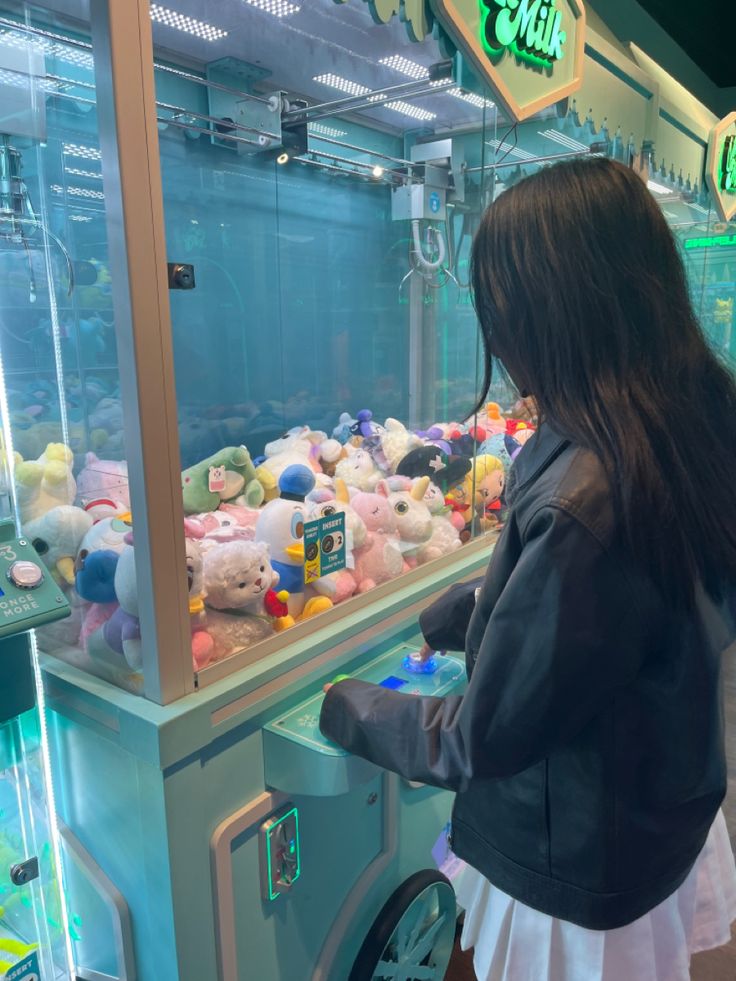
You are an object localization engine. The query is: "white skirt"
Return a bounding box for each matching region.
[453,809,736,981]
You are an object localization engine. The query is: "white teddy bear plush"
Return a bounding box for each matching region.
[203,541,280,662]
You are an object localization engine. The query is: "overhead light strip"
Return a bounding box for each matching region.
[486,139,536,161]
[647,180,674,195]
[383,100,435,121]
[150,4,228,41]
[244,0,301,17]
[63,142,101,160]
[448,87,495,110]
[313,73,370,97]
[379,55,429,79]
[538,128,590,153]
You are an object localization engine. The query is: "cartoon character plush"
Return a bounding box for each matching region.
[335,447,382,493]
[15,442,76,523]
[484,402,507,434]
[203,541,288,662]
[185,533,216,669]
[332,412,358,444]
[478,433,515,474]
[396,446,471,495]
[464,455,506,532]
[256,426,337,494]
[379,476,433,566]
[308,479,368,604]
[182,446,264,514]
[367,418,423,474]
[255,465,332,621]
[74,512,133,605]
[416,482,462,565]
[349,489,404,593]
[75,452,130,515]
[24,505,93,586]
[102,535,142,671]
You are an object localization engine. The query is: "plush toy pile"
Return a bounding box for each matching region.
[24,402,535,692]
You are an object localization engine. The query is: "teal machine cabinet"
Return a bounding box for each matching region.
[0,0,731,979]
[0,519,72,981]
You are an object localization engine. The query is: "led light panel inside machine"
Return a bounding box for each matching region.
[244,0,301,17]
[379,55,429,79]
[149,4,228,41]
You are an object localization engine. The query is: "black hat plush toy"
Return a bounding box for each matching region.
[396,447,471,494]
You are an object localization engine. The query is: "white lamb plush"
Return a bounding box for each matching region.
[203,541,279,662]
[417,481,462,565]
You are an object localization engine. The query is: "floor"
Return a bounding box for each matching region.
[446,647,736,980]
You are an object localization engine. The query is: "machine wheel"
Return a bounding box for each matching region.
[350,869,457,981]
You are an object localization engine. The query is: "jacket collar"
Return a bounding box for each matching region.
[506,422,570,506]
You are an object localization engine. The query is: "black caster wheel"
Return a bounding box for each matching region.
[350,869,457,981]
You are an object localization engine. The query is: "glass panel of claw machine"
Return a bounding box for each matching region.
[149,0,534,679]
[0,1,145,694]
[666,187,736,370]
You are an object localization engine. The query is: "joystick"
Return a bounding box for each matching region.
[402,651,439,675]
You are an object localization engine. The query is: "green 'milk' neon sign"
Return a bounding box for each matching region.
[480,0,567,67]
[720,135,736,195]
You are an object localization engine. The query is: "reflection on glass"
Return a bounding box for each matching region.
[0,5,138,692]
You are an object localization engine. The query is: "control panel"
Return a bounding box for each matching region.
[262,643,465,797]
[0,522,69,639]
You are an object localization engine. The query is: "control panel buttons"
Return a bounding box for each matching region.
[8,561,44,590]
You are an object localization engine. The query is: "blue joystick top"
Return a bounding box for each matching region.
[402,652,439,675]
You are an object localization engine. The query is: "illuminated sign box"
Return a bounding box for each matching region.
[706,112,736,223]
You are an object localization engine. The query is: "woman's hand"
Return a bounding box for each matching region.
[416,641,445,663]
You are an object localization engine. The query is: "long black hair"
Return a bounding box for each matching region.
[470,156,736,605]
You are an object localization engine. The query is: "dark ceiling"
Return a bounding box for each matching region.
[636,1,732,88]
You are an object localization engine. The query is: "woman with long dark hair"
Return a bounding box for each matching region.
[320,157,736,980]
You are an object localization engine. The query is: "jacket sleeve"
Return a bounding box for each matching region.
[319,505,647,792]
[418,579,483,652]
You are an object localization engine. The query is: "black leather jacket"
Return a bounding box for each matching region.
[320,424,732,929]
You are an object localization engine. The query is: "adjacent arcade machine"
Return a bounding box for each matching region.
[0,511,72,980]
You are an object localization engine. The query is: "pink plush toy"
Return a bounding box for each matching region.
[308,479,368,604]
[189,505,260,552]
[350,489,404,593]
[76,453,130,514]
[378,476,433,568]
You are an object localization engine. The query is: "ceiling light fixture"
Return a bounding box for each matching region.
[308,124,348,139]
[64,167,102,180]
[0,29,94,69]
[149,4,228,41]
[51,184,105,200]
[63,143,101,161]
[448,88,495,110]
[313,73,370,97]
[382,100,436,121]
[244,0,301,16]
[379,55,429,79]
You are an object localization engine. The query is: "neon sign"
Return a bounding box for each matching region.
[684,234,736,251]
[480,0,567,67]
[706,114,736,223]
[720,135,736,194]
